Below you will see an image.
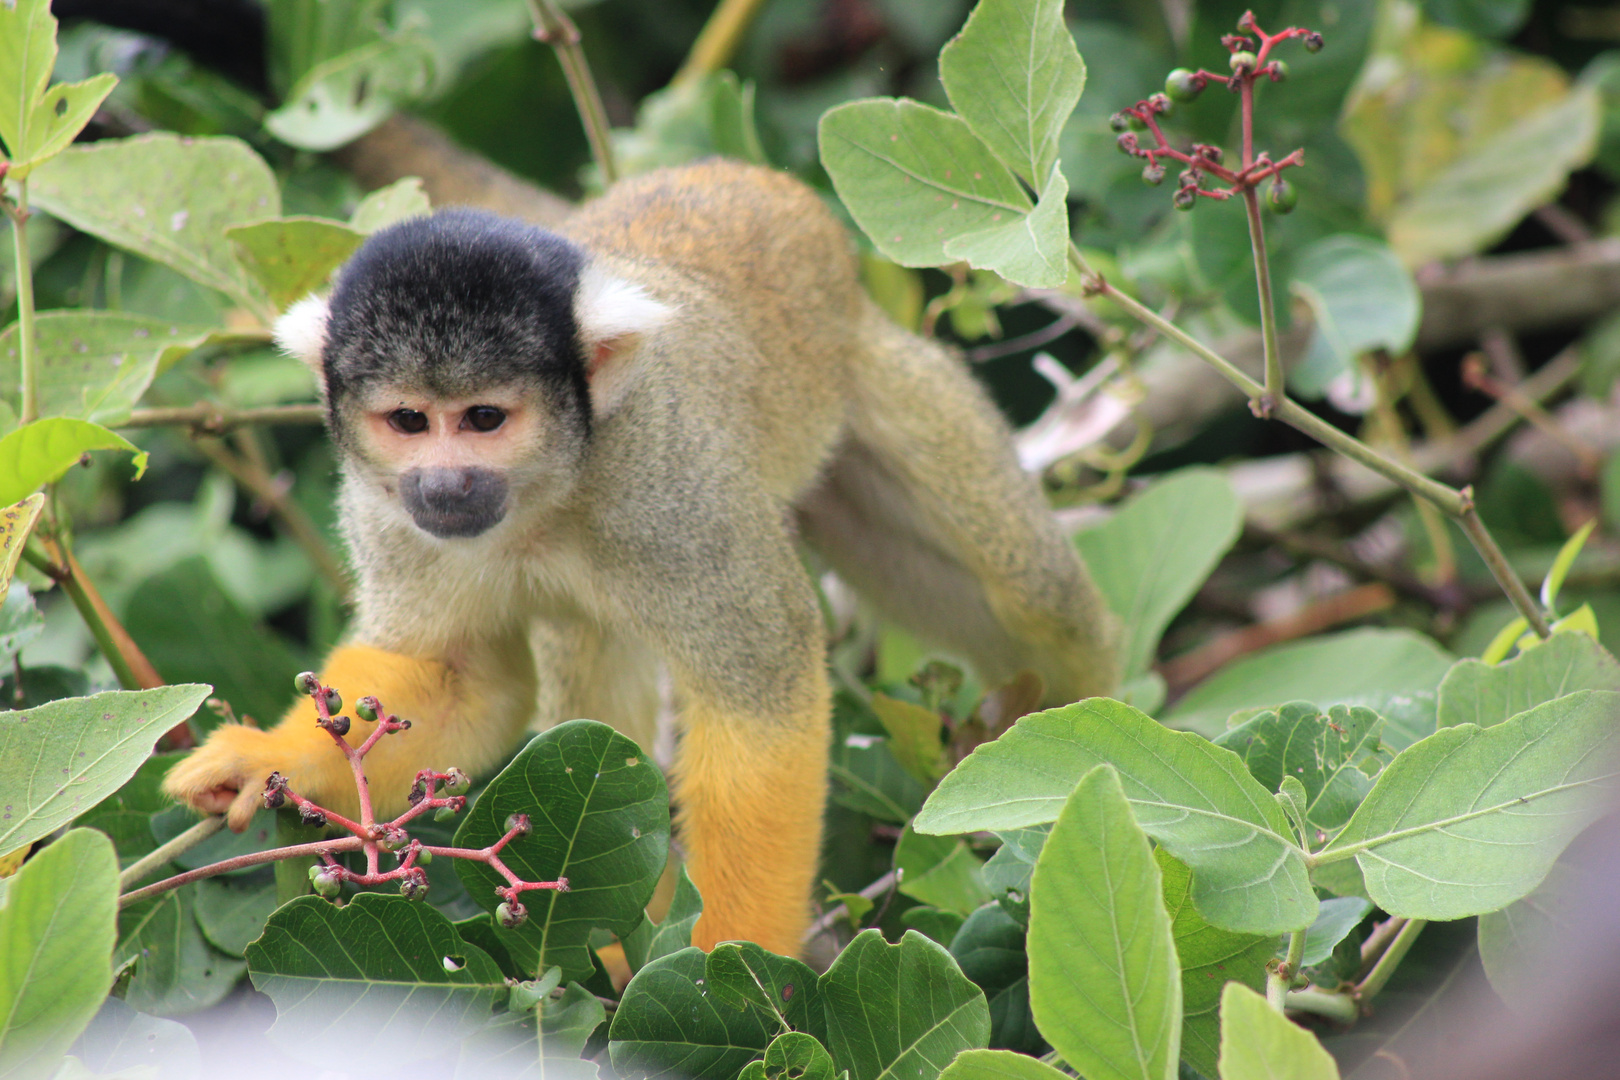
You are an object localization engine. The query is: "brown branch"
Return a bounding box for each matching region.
[1416,238,1620,352]
[120,403,324,433]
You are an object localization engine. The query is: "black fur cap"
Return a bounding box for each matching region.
[321,209,591,438]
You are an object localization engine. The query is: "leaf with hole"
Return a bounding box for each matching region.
[1214,702,1390,831]
[0,417,150,506]
[0,0,117,178]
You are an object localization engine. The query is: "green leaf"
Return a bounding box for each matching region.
[1477,859,1579,1005]
[245,892,507,1064]
[1390,87,1601,265]
[1163,629,1454,749]
[0,495,45,600]
[938,0,1084,186]
[1319,690,1620,920]
[225,217,365,311]
[350,176,432,234]
[706,942,826,1043]
[609,946,780,1080]
[1156,851,1272,1078]
[0,684,212,857]
[1543,518,1597,611]
[870,693,948,785]
[915,699,1316,935]
[116,885,247,1015]
[1289,236,1422,399]
[759,1031,835,1080]
[193,877,278,957]
[1294,897,1373,968]
[265,35,434,152]
[1214,703,1390,831]
[0,0,117,178]
[831,731,928,824]
[1216,983,1340,1080]
[0,829,119,1077]
[1438,631,1620,729]
[819,98,1030,271]
[71,750,180,863]
[29,134,280,314]
[939,1049,1068,1080]
[896,822,992,916]
[71,997,201,1080]
[902,906,966,946]
[622,864,702,974]
[942,163,1070,288]
[458,977,605,1079]
[819,929,989,1080]
[1029,765,1179,1080]
[0,312,213,426]
[948,903,1040,1053]
[453,720,669,981]
[0,417,150,506]
[1074,468,1244,679]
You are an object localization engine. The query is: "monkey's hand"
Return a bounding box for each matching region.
[162,644,492,832]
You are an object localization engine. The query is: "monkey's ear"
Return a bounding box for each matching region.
[274,294,331,389]
[575,264,673,417]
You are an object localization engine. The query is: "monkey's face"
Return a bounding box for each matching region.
[353,384,576,540]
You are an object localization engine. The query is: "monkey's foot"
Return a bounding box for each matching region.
[162,725,292,831]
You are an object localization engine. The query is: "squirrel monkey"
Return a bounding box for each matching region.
[163,160,1119,956]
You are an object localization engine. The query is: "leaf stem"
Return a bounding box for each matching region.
[1284,987,1359,1023]
[7,180,38,425]
[1268,927,1307,1010]
[672,0,768,86]
[117,815,226,891]
[1063,244,1551,637]
[525,0,617,185]
[119,834,366,908]
[1354,917,1426,1003]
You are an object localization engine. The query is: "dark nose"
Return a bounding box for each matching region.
[400,467,508,538]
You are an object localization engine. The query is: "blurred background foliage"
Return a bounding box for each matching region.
[6,0,1620,980]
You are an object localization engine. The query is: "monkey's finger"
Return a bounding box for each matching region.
[226,784,262,832]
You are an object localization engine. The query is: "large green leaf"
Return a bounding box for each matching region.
[225,217,365,311]
[608,946,780,1080]
[1390,87,1601,265]
[116,885,247,1015]
[1163,629,1454,748]
[1217,983,1339,1080]
[1074,468,1243,679]
[939,1049,1068,1080]
[29,134,280,314]
[1318,690,1620,919]
[818,100,1032,271]
[621,864,702,974]
[980,826,1046,926]
[0,313,213,426]
[265,34,434,152]
[71,997,201,1080]
[0,684,212,857]
[942,161,1071,287]
[0,0,116,178]
[938,0,1084,187]
[453,720,669,981]
[1157,852,1272,1078]
[1289,236,1422,399]
[820,929,990,1080]
[0,829,119,1078]
[1476,859,1579,1005]
[949,903,1040,1053]
[1437,631,1620,728]
[245,892,507,1064]
[706,941,826,1044]
[193,877,278,957]
[1029,766,1179,1080]
[1214,703,1390,831]
[1295,897,1373,968]
[915,699,1316,935]
[0,417,150,507]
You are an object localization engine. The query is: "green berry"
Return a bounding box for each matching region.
[309,865,342,898]
[1173,188,1197,211]
[444,768,471,795]
[1116,132,1139,156]
[1142,163,1166,186]
[497,900,528,929]
[415,848,432,866]
[1266,60,1289,82]
[399,873,429,902]
[505,813,532,838]
[294,671,319,696]
[435,805,459,823]
[1267,178,1298,214]
[1147,93,1173,117]
[1164,69,1204,102]
[319,687,342,715]
[355,696,381,723]
[1108,112,1130,133]
[1304,31,1324,53]
[1229,50,1257,72]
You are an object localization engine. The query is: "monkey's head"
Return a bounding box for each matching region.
[275,210,671,540]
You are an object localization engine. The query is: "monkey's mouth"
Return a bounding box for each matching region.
[400,467,509,538]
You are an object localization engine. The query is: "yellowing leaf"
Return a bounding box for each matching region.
[0,493,43,598]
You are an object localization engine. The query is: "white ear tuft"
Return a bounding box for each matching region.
[575,263,673,343]
[274,294,331,371]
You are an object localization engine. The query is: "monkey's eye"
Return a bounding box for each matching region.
[387,409,428,434]
[465,406,506,432]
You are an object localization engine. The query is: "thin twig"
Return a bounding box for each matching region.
[672,0,770,87]
[525,0,617,185]
[1459,501,1551,637]
[118,815,227,891]
[120,403,324,433]
[7,180,39,425]
[1354,918,1427,1003]
[964,312,1082,363]
[24,540,164,692]
[1285,987,1360,1023]
[119,835,366,908]
[803,870,898,942]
